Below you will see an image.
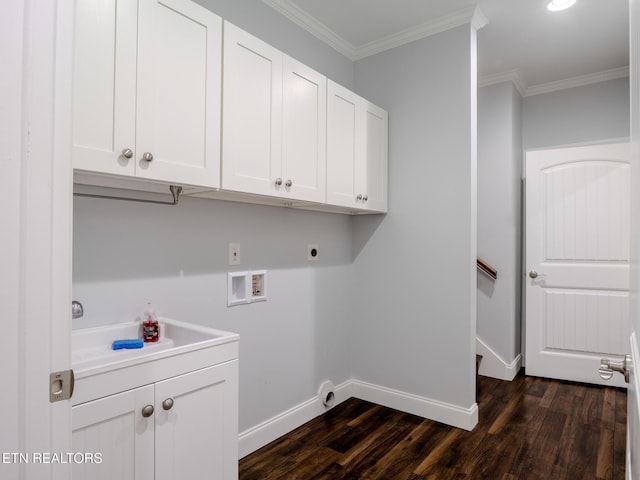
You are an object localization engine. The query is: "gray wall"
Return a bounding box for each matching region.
[351,25,478,409]
[73,195,355,432]
[523,77,629,150]
[73,0,357,434]
[477,82,522,365]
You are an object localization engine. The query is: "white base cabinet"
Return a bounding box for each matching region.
[72,361,238,480]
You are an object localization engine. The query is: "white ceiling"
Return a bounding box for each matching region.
[263,0,629,95]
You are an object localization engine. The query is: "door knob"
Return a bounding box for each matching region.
[529,270,538,279]
[141,405,154,417]
[122,148,133,159]
[142,152,154,162]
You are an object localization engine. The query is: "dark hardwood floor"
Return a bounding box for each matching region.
[239,372,627,479]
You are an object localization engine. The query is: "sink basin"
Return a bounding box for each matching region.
[72,317,237,375]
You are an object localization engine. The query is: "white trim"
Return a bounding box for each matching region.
[262,0,355,59]
[476,338,522,381]
[351,380,478,431]
[262,1,486,61]
[629,332,640,480]
[525,66,630,97]
[478,69,527,97]
[238,378,479,458]
[353,6,486,60]
[479,66,629,98]
[238,381,353,458]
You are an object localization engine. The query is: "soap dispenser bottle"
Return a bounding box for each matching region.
[142,300,159,343]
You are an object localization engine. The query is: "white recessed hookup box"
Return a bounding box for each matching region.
[227,270,267,306]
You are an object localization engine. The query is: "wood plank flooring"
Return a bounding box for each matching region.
[239,373,627,479]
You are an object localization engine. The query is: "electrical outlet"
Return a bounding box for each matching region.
[229,243,241,265]
[307,244,319,261]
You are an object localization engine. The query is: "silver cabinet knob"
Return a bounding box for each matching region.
[162,398,174,411]
[356,194,363,201]
[141,405,154,418]
[362,195,368,202]
[122,148,134,159]
[529,270,538,279]
[285,179,292,188]
[142,152,154,162]
[275,178,283,186]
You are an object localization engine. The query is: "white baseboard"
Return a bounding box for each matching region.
[238,381,353,458]
[238,378,478,458]
[476,337,522,381]
[351,380,478,431]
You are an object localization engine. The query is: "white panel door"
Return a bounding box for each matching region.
[72,0,137,175]
[281,55,326,202]
[222,21,283,196]
[136,0,222,188]
[326,80,362,208]
[155,361,239,480]
[525,143,631,387]
[72,386,154,480]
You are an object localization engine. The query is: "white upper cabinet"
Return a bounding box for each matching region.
[222,22,327,203]
[327,80,388,212]
[72,0,222,188]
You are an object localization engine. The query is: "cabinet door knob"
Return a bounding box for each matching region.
[142,152,154,162]
[162,398,174,411]
[122,148,134,159]
[275,178,283,186]
[529,270,538,279]
[362,195,368,202]
[356,194,363,201]
[141,404,154,417]
[285,179,293,188]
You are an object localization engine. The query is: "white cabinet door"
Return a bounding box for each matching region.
[222,22,283,196]
[72,385,155,480]
[281,56,327,203]
[72,0,137,176]
[155,361,239,480]
[362,102,388,212]
[327,81,361,208]
[327,80,388,212]
[136,0,222,188]
[223,22,327,202]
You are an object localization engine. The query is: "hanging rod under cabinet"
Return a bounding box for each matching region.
[477,257,497,280]
[73,185,183,206]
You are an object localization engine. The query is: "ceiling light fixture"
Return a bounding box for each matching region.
[547,0,577,11]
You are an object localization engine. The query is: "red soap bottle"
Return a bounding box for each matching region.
[142,301,159,343]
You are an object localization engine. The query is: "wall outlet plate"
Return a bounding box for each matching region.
[307,244,319,261]
[229,243,241,265]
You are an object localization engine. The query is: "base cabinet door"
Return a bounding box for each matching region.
[155,361,239,480]
[72,385,155,480]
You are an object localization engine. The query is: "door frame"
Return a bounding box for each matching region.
[3,1,74,478]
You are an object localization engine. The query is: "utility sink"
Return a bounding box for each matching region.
[72,317,238,376]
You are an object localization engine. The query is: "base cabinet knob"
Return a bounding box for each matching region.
[141,405,154,418]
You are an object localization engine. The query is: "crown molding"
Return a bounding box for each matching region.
[262,0,356,59]
[479,66,629,97]
[263,1,488,61]
[523,66,630,97]
[353,6,487,60]
[478,69,528,97]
